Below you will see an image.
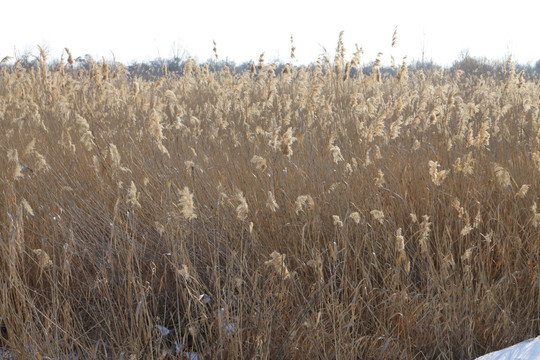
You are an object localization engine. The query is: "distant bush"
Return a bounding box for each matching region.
[451,51,501,76]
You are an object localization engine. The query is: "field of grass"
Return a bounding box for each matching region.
[0,45,539,359]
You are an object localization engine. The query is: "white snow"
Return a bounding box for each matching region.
[183,352,199,360]
[2,336,538,359]
[475,336,540,360]
[155,324,170,337]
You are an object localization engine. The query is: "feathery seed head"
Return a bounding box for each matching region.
[332,215,343,228]
[295,195,314,215]
[266,191,279,212]
[265,251,293,280]
[235,190,249,221]
[349,212,360,224]
[370,210,384,224]
[515,184,530,199]
[178,187,197,221]
[127,181,141,209]
[493,163,511,188]
[429,160,449,186]
[250,155,267,171]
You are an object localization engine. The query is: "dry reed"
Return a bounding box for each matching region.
[0,41,538,359]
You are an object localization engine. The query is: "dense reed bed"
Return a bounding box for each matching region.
[0,44,539,359]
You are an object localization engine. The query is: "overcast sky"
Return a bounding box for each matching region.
[1,0,538,66]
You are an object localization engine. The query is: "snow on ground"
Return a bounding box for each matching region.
[2,336,539,359]
[475,336,540,360]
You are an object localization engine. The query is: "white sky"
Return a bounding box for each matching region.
[1,0,538,67]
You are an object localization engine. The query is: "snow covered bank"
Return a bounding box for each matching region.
[475,336,540,360]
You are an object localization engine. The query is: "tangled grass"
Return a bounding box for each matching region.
[0,44,538,359]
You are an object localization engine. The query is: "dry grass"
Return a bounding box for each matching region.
[0,46,538,359]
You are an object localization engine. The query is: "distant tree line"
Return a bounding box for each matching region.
[2,49,539,80]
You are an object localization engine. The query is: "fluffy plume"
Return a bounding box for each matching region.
[7,149,23,180]
[178,187,197,221]
[266,191,279,212]
[391,27,398,47]
[148,109,170,157]
[65,48,74,65]
[395,228,410,274]
[515,184,530,199]
[265,251,294,280]
[332,215,343,228]
[279,127,297,157]
[428,160,449,186]
[419,215,431,258]
[76,114,96,151]
[23,138,36,156]
[348,212,360,224]
[374,169,385,188]
[461,247,474,262]
[328,136,344,163]
[454,152,475,176]
[370,210,385,224]
[295,195,314,215]
[329,144,344,164]
[493,163,511,188]
[250,155,267,171]
[21,198,34,216]
[33,249,53,269]
[452,198,465,218]
[473,209,482,228]
[184,161,195,174]
[474,120,491,148]
[460,213,473,236]
[390,117,403,140]
[164,90,177,102]
[127,181,141,209]
[109,144,131,176]
[235,190,249,221]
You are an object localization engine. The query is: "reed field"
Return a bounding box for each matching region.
[0,40,539,359]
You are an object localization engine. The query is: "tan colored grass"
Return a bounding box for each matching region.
[266,191,279,212]
[0,44,538,360]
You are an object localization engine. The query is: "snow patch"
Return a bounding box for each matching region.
[475,336,540,360]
